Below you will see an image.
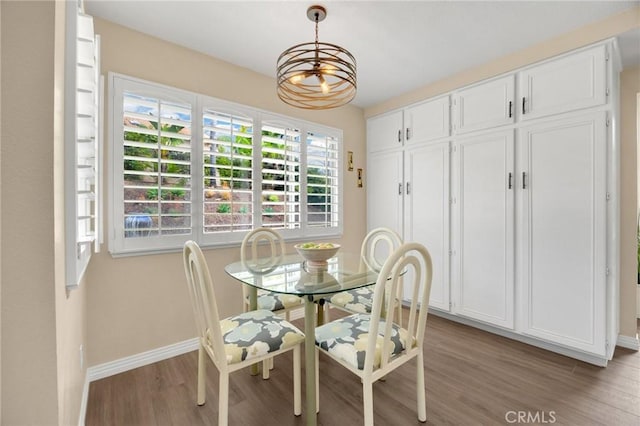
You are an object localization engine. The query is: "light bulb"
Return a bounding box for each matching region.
[318,74,330,94]
[289,72,305,84]
[321,63,337,75]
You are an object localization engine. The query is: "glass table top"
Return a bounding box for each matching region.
[224,253,379,296]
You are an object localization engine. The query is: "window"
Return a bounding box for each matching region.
[110,74,343,255]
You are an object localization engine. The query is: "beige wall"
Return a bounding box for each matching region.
[365,6,640,340]
[86,19,367,366]
[2,1,59,424]
[620,66,640,336]
[1,2,88,425]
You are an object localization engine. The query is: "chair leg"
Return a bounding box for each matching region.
[363,379,374,426]
[416,350,426,422]
[315,348,320,412]
[218,371,229,426]
[293,345,302,416]
[197,343,207,405]
[262,359,270,380]
[269,357,274,370]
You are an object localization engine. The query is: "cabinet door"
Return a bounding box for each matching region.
[519,45,606,121]
[519,112,607,355]
[367,111,403,153]
[404,96,450,145]
[454,130,515,329]
[367,150,403,237]
[453,75,515,135]
[404,142,450,310]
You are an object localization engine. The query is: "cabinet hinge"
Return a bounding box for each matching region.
[606,192,611,201]
[606,267,610,276]
[606,87,610,97]
[605,51,610,61]
[606,118,611,127]
[449,197,456,204]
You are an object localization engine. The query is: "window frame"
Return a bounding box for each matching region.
[108,73,343,256]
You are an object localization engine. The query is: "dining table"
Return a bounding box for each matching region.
[224,252,379,426]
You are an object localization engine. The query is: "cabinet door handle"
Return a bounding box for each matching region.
[398,183,402,195]
[398,130,402,143]
[406,128,410,141]
[406,182,411,195]
[508,172,513,189]
[522,172,527,189]
[522,97,526,115]
[508,101,513,118]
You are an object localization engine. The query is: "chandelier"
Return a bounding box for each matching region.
[276,5,357,110]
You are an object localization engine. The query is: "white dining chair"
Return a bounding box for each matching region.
[241,227,305,320]
[315,242,433,425]
[183,240,304,426]
[241,227,305,377]
[328,227,404,323]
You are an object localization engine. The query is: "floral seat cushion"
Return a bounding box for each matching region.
[219,310,305,365]
[329,287,374,314]
[315,313,413,370]
[247,290,304,311]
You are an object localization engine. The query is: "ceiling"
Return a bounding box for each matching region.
[85,1,640,109]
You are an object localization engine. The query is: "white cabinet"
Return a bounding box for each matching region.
[366,110,403,153]
[366,99,451,311]
[453,130,515,329]
[404,96,450,145]
[404,142,451,310]
[367,96,450,153]
[518,112,607,355]
[519,45,606,121]
[453,75,515,134]
[366,40,618,365]
[367,150,404,237]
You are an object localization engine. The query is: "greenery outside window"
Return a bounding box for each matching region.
[109,74,342,255]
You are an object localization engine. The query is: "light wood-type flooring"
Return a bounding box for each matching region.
[86,314,640,425]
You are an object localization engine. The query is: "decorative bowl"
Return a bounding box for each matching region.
[294,243,340,268]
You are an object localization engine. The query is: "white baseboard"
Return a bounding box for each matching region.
[616,334,640,351]
[428,309,610,366]
[87,337,199,382]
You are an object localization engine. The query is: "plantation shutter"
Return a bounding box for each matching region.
[202,109,254,233]
[261,122,302,229]
[306,131,340,229]
[65,2,101,288]
[122,92,192,238]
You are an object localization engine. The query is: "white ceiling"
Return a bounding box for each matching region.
[85,0,640,109]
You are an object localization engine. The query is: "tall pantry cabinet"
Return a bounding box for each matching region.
[367,95,452,312]
[366,40,620,365]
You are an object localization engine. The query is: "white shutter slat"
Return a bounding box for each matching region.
[202,108,254,233]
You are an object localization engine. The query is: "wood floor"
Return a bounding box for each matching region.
[86,315,640,425]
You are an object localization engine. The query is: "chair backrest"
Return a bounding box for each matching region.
[241,227,286,268]
[359,227,403,273]
[183,240,227,369]
[365,242,433,373]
